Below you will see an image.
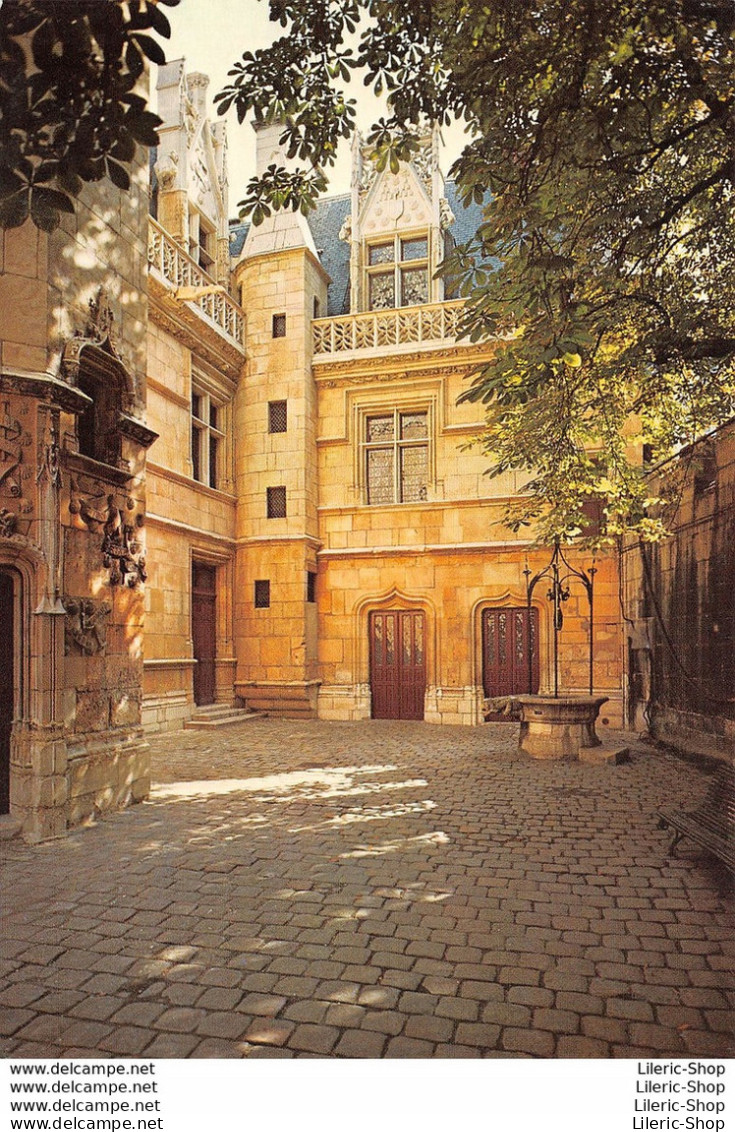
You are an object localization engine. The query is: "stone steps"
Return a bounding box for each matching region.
[183,704,261,730]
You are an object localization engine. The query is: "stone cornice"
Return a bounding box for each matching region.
[0,369,90,413]
[312,343,495,386]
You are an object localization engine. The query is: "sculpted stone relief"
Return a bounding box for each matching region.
[0,398,35,539]
[64,597,112,656]
[69,476,146,588]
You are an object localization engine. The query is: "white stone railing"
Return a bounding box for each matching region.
[312,299,465,357]
[148,218,244,346]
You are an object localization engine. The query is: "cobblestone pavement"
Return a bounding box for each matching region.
[1,720,733,1059]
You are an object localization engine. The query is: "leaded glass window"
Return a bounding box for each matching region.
[365,233,429,310]
[363,409,429,505]
[191,384,225,490]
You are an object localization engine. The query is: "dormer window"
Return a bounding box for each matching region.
[366,235,429,310]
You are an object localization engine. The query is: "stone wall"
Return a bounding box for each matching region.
[622,422,735,759]
[0,139,153,840]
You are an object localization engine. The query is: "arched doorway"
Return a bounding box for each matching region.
[0,569,15,813]
[482,606,539,706]
[370,609,426,720]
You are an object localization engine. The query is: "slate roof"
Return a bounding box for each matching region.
[228,179,488,316]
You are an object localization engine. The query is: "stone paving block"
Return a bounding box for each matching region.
[287,1024,339,1055]
[196,1012,252,1040]
[109,1002,166,1027]
[193,1038,247,1058]
[325,1003,366,1028]
[0,984,46,1009]
[385,1036,435,1058]
[98,1026,155,1056]
[556,1035,609,1057]
[533,1008,580,1034]
[245,1019,295,1047]
[404,1013,456,1043]
[313,980,361,1003]
[380,970,423,991]
[283,1000,329,1024]
[334,1029,387,1058]
[480,1002,531,1027]
[398,991,439,1015]
[0,1009,36,1037]
[143,1033,200,1058]
[361,1010,406,1036]
[628,1023,685,1052]
[508,986,554,1008]
[357,985,401,1010]
[501,1026,555,1056]
[454,1022,501,1049]
[154,1007,207,1032]
[197,987,243,1011]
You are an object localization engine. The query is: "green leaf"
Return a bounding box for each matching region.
[130,34,166,65]
[0,191,30,229]
[106,158,131,191]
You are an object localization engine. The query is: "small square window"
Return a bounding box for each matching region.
[267,486,287,518]
[307,571,316,603]
[272,313,286,338]
[254,580,270,608]
[268,400,288,434]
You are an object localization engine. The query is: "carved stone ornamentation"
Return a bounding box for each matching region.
[101,501,147,588]
[0,400,32,499]
[64,597,112,656]
[339,215,352,243]
[0,507,17,537]
[439,197,456,230]
[85,287,117,346]
[154,150,179,192]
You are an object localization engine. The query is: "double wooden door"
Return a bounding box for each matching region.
[482,607,539,704]
[192,563,216,706]
[0,571,13,813]
[370,610,426,720]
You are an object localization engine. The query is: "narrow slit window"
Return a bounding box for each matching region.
[307,571,316,603]
[268,400,288,434]
[267,486,287,518]
[254,580,270,608]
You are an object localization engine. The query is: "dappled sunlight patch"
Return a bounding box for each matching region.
[343,829,451,859]
[289,798,437,834]
[150,764,425,806]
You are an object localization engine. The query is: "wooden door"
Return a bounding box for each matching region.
[482,607,539,706]
[0,571,13,813]
[370,610,426,720]
[192,562,216,706]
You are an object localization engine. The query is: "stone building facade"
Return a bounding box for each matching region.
[1,61,627,841]
[143,66,624,733]
[0,127,155,841]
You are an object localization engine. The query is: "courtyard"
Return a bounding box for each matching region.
[1,718,732,1059]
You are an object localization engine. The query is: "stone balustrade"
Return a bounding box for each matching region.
[312,299,465,357]
[148,218,244,346]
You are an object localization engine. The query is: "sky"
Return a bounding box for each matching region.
[159,0,468,212]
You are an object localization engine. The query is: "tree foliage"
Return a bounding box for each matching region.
[0,0,179,232]
[218,0,735,542]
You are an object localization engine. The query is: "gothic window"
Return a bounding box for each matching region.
[75,369,122,466]
[191,386,225,489]
[363,409,429,505]
[366,234,429,310]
